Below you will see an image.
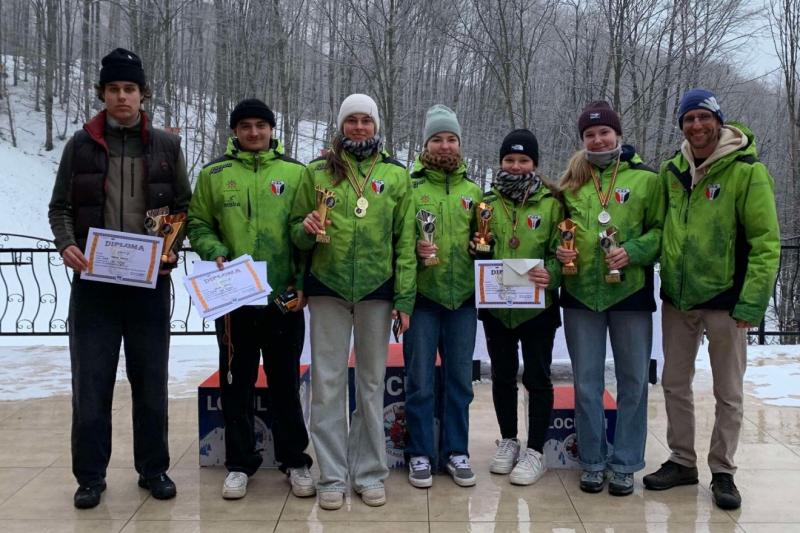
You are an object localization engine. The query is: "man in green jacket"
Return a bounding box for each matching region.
[188,99,314,501]
[644,89,780,510]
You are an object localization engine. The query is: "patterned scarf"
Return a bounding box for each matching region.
[493,170,541,204]
[420,149,462,174]
[341,134,383,159]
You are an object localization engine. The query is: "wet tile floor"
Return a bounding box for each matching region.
[0,363,798,533]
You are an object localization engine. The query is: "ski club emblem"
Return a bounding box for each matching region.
[226,180,237,190]
[706,184,721,200]
[271,180,285,196]
[527,214,541,230]
[371,180,385,194]
[614,187,630,204]
[461,196,474,210]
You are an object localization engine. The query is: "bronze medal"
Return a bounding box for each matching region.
[509,236,520,249]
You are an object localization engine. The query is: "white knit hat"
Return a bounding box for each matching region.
[337,94,381,134]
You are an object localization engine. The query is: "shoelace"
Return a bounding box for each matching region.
[496,439,517,456]
[517,450,541,468]
[713,475,736,492]
[292,466,311,478]
[409,457,430,472]
[450,455,471,469]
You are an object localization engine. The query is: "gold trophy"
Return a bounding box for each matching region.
[475,202,494,253]
[144,207,187,263]
[599,226,622,283]
[558,219,578,275]
[314,186,336,244]
[416,209,439,266]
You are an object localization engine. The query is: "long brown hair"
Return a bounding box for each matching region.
[558,149,594,193]
[323,135,349,185]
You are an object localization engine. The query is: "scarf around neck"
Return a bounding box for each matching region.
[585,143,622,168]
[493,170,541,204]
[420,149,462,174]
[341,134,383,159]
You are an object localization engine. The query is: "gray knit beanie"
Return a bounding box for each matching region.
[423,105,461,144]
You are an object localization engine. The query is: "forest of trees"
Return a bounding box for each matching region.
[0,0,798,338]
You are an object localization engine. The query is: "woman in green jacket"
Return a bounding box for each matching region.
[479,129,563,486]
[556,101,664,496]
[290,94,416,510]
[404,105,482,489]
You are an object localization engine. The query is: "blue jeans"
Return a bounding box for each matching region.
[403,302,476,467]
[563,308,652,474]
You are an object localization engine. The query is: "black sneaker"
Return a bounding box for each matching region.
[138,473,177,500]
[643,460,699,490]
[73,481,106,509]
[711,473,741,510]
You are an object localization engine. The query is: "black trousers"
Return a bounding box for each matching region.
[69,275,171,486]
[215,305,312,475]
[482,307,559,452]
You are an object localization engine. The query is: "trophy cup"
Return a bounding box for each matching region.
[274,288,300,314]
[599,226,622,283]
[314,186,336,244]
[416,209,439,266]
[475,203,494,253]
[144,207,187,263]
[558,219,578,275]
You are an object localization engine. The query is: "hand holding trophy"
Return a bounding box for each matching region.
[314,186,336,244]
[475,202,494,253]
[416,209,439,266]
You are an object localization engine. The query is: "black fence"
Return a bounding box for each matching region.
[1,233,798,344]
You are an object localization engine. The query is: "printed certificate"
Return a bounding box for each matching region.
[474,260,545,309]
[182,255,271,321]
[81,228,163,289]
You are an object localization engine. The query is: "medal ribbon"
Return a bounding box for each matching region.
[344,154,380,199]
[590,155,621,211]
[497,184,534,244]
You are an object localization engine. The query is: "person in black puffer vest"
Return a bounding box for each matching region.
[48,47,191,510]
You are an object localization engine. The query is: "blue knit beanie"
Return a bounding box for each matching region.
[678,88,724,127]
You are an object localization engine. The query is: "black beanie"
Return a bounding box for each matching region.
[499,129,539,165]
[99,48,146,86]
[229,99,276,129]
[577,101,622,137]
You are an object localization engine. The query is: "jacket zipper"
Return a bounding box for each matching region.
[130,159,135,197]
[120,131,126,230]
[678,186,691,306]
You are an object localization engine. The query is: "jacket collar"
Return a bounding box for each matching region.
[83,109,152,151]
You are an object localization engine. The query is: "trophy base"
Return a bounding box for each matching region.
[476,243,491,253]
[605,272,622,283]
[424,257,440,267]
[562,265,577,276]
[316,234,331,244]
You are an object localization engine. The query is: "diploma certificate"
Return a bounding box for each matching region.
[81,228,163,289]
[183,255,270,320]
[474,260,545,309]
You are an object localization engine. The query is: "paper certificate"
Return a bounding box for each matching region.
[474,260,545,309]
[182,255,271,321]
[81,228,164,289]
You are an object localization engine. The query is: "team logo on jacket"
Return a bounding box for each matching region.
[527,214,541,229]
[271,180,285,196]
[226,179,237,190]
[371,180,385,194]
[706,184,721,200]
[614,187,631,204]
[461,196,474,210]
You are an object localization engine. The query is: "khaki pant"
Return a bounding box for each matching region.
[661,301,747,475]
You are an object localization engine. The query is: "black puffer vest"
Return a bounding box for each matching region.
[70,111,182,249]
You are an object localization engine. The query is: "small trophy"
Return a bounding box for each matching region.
[475,202,494,253]
[558,219,578,275]
[314,186,336,244]
[599,226,622,283]
[144,207,186,263]
[416,209,439,266]
[274,288,300,314]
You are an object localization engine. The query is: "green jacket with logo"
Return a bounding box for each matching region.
[289,150,417,315]
[561,146,665,311]
[410,158,482,310]
[483,184,564,328]
[187,138,305,298]
[659,123,780,324]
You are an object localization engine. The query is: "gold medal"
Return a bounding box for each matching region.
[357,196,369,210]
[354,206,366,218]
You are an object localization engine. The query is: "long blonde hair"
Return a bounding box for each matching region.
[558,149,594,193]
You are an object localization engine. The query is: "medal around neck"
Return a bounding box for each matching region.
[416,209,439,266]
[509,236,520,249]
[599,226,622,283]
[598,210,611,225]
[475,203,494,253]
[314,186,336,243]
[558,218,578,275]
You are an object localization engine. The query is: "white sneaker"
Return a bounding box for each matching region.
[318,491,344,510]
[446,454,477,487]
[222,471,248,499]
[358,485,386,506]
[288,465,316,497]
[408,456,433,488]
[489,438,520,474]
[510,448,546,486]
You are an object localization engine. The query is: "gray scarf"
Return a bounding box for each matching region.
[493,170,541,204]
[341,134,383,159]
[585,144,621,168]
